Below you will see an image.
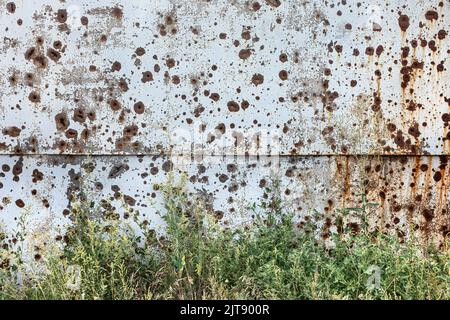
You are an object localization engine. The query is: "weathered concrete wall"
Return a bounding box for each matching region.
[0,0,449,256]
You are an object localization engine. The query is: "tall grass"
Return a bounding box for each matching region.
[0,175,448,300]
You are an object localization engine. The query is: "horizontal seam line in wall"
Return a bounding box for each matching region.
[0,153,449,157]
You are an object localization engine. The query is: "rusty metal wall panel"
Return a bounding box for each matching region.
[1,0,448,155]
[1,155,449,251]
[0,0,449,257]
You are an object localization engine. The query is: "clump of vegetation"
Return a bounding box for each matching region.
[0,175,448,300]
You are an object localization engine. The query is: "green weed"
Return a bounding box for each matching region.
[0,175,448,300]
